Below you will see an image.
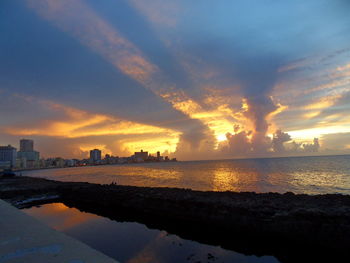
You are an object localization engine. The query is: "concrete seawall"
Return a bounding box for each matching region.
[0,199,118,263]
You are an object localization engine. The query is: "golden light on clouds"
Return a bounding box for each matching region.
[78,144,119,157]
[268,102,288,118]
[5,109,173,139]
[18,0,350,159]
[288,124,350,141]
[3,94,181,156]
[24,203,98,231]
[216,134,227,142]
[336,63,350,72]
[304,95,341,110]
[127,0,249,145]
[26,0,236,152]
[303,111,321,119]
[120,134,180,154]
[160,90,243,147]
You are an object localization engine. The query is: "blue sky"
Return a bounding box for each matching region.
[1,0,350,159]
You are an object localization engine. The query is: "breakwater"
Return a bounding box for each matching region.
[1,176,350,263]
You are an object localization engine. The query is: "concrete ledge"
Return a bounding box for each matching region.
[0,199,119,263]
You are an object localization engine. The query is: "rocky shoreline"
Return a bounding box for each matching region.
[1,175,350,263]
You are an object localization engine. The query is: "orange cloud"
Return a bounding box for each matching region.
[336,63,350,72]
[304,94,341,111]
[3,94,181,156]
[24,203,98,231]
[5,102,177,138]
[160,90,245,147]
[26,0,222,155]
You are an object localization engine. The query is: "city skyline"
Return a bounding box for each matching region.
[1,0,350,160]
[0,137,176,170]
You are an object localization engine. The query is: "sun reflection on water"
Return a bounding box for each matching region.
[23,155,350,195]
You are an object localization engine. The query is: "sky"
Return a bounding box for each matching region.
[1,0,350,160]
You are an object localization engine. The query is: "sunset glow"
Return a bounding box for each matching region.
[1,0,350,159]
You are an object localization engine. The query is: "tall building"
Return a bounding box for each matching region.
[90,149,102,163]
[17,139,40,168]
[17,151,40,162]
[20,139,34,152]
[0,145,17,168]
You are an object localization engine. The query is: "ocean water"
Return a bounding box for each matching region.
[23,155,350,194]
[23,203,279,263]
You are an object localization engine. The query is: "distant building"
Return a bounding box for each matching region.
[90,149,102,163]
[65,159,76,167]
[20,139,34,152]
[134,150,148,161]
[17,139,40,168]
[17,151,40,162]
[54,157,65,168]
[0,145,17,168]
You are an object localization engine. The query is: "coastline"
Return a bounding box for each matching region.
[1,175,350,263]
[9,159,179,174]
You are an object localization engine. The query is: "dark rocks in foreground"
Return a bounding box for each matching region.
[1,176,350,263]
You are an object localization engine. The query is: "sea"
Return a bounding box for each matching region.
[24,155,350,195]
[22,155,350,263]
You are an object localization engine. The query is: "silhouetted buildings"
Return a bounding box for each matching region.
[0,139,40,169]
[0,145,17,168]
[132,149,176,163]
[0,141,177,171]
[134,150,148,162]
[90,149,102,164]
[20,139,33,152]
[17,139,40,168]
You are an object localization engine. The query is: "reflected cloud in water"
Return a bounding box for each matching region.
[23,203,279,263]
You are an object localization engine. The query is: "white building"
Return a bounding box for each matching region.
[0,145,17,168]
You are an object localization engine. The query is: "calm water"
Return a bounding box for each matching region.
[23,203,279,263]
[24,155,350,194]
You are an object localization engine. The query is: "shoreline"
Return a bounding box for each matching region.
[10,159,179,173]
[10,153,350,173]
[1,175,350,262]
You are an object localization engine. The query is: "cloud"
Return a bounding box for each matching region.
[128,0,181,28]
[272,130,292,153]
[26,0,347,159]
[218,125,323,158]
[321,133,350,153]
[4,94,176,138]
[26,0,218,157]
[1,0,349,160]
[26,0,157,85]
[0,92,181,157]
[302,138,320,152]
[221,130,252,155]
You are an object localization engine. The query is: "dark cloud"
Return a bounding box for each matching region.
[272,130,292,153]
[1,0,349,159]
[219,125,322,158]
[302,138,320,153]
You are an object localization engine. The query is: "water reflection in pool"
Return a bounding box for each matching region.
[23,203,280,263]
